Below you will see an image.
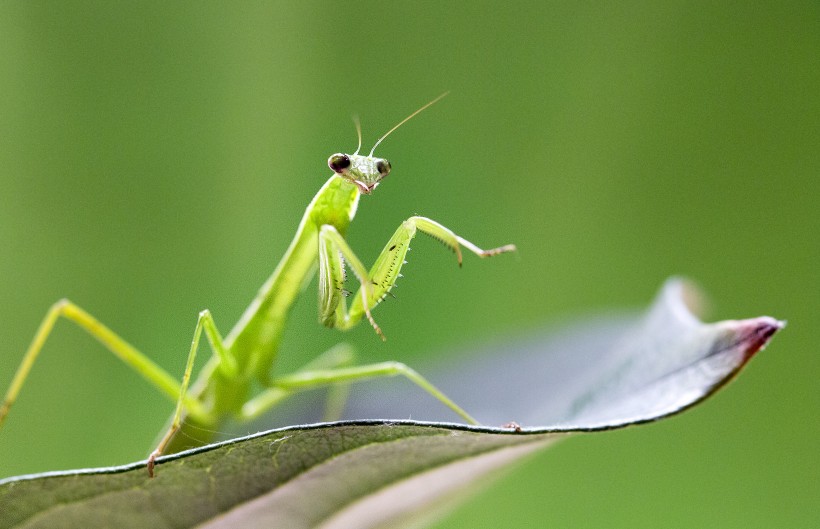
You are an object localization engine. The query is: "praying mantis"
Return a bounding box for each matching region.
[0,94,516,476]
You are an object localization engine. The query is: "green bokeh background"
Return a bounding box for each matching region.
[0,2,816,527]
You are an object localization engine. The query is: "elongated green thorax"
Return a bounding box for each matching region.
[163,174,362,452]
[224,175,361,386]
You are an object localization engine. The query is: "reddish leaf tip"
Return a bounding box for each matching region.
[737,317,784,360]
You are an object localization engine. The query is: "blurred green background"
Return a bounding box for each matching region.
[0,1,816,527]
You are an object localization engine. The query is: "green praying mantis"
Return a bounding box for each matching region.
[0,94,515,476]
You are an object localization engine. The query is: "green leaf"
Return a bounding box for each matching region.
[0,279,782,529]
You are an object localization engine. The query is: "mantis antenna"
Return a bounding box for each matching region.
[352,115,362,155]
[368,91,450,157]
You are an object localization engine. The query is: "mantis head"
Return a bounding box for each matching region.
[327,153,391,195]
[327,92,449,195]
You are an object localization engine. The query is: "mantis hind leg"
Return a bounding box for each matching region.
[243,345,477,424]
[239,343,358,423]
[0,299,232,477]
[0,300,211,433]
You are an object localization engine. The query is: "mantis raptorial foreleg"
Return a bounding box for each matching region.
[318,216,516,333]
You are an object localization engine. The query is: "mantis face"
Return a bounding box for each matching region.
[326,92,448,196]
[328,153,392,195]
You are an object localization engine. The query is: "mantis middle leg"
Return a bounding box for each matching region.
[147,309,236,476]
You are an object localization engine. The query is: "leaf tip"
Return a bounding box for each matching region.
[736,317,784,360]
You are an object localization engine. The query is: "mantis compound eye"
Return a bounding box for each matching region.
[376,159,391,178]
[328,153,351,173]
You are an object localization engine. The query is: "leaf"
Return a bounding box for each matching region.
[0,279,782,529]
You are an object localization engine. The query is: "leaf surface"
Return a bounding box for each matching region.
[0,279,782,529]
